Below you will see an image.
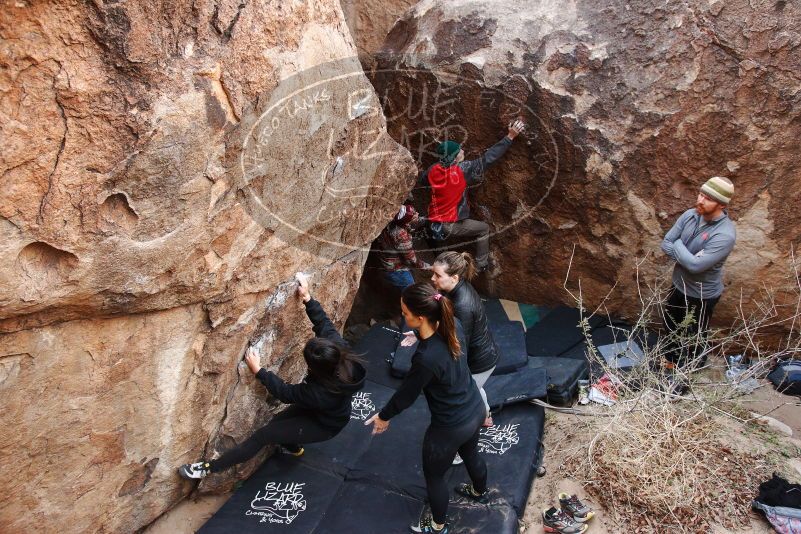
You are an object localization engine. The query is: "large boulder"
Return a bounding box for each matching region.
[0,1,414,532]
[340,0,418,69]
[372,0,801,326]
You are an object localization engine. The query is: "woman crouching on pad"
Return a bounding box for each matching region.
[178,273,365,480]
[365,283,488,534]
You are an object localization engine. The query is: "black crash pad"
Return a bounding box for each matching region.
[525,306,606,358]
[484,365,547,409]
[491,320,528,375]
[449,403,546,515]
[559,322,659,382]
[200,321,549,534]
[197,455,343,534]
[352,324,404,389]
[482,298,510,328]
[346,395,431,500]
[528,356,589,405]
[300,381,397,477]
[316,481,421,534]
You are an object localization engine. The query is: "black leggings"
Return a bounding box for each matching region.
[663,286,720,368]
[422,408,487,525]
[208,405,340,472]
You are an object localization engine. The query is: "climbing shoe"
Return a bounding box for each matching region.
[558,493,595,523]
[279,445,305,457]
[178,461,211,480]
[454,483,489,504]
[542,506,587,533]
[410,514,449,534]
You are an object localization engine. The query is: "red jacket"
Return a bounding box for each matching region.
[421,136,513,223]
[426,164,466,223]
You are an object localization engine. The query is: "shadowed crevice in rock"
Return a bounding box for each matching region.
[16,242,79,296]
[118,457,160,497]
[99,192,139,235]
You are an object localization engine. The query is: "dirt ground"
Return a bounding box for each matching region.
[146,380,800,533]
[144,494,229,534]
[520,380,801,534]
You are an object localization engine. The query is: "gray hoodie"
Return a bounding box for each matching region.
[661,208,736,299]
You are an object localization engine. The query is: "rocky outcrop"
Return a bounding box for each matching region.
[0,1,414,532]
[340,0,418,70]
[372,0,801,326]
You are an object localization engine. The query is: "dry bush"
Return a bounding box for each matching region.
[559,248,801,533]
[566,401,772,532]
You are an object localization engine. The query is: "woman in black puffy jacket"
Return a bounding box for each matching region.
[430,251,498,426]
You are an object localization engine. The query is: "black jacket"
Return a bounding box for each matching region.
[445,280,499,374]
[256,299,366,430]
[378,322,483,428]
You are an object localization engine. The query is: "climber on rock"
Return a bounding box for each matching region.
[421,119,525,271]
[177,273,365,480]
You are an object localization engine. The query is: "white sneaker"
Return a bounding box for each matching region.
[452,453,463,465]
[578,379,590,405]
[178,461,211,479]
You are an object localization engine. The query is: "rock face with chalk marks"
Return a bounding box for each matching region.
[370,0,801,326]
[0,1,414,532]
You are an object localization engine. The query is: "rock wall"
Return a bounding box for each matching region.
[370,0,801,327]
[0,1,414,532]
[340,0,418,70]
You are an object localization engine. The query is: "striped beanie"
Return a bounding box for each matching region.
[700,176,734,204]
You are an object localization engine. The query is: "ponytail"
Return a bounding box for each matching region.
[401,283,462,360]
[437,296,461,360]
[433,251,476,282]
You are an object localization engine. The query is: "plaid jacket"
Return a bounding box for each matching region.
[376,223,426,272]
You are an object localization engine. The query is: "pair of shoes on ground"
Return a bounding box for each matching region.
[542,493,594,533]
[177,446,305,480]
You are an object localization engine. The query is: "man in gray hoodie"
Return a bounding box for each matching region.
[660,176,737,369]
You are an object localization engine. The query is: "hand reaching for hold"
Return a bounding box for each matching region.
[244,346,262,375]
[296,272,311,303]
[507,119,526,140]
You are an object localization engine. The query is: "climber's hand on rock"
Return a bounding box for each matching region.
[296,272,312,303]
[508,119,526,140]
[244,346,262,375]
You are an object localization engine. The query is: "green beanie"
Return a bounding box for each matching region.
[436,140,461,166]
